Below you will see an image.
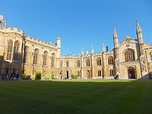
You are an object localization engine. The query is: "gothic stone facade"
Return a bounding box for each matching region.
[0,15,152,79]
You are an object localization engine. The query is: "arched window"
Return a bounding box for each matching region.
[108,56,113,65]
[125,49,135,62]
[13,41,19,61]
[51,53,55,67]
[86,59,90,66]
[60,60,63,67]
[77,60,80,67]
[98,70,101,76]
[24,46,29,63]
[150,52,152,62]
[43,51,48,65]
[33,49,39,64]
[66,60,69,67]
[6,40,13,60]
[97,57,101,65]
[110,69,114,76]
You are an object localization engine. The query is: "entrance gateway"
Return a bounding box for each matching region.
[86,70,90,79]
[66,71,69,79]
[128,67,136,79]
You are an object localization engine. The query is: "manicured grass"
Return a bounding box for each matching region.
[0,79,152,114]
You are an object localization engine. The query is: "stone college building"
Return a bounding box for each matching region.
[0,14,152,79]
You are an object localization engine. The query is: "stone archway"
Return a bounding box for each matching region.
[66,71,69,79]
[128,67,136,79]
[86,70,90,79]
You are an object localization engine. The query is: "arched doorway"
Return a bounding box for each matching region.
[128,67,136,79]
[86,70,90,79]
[66,71,69,79]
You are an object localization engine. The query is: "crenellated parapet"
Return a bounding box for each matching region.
[103,51,113,57]
[0,27,23,35]
[61,54,81,59]
[25,35,57,49]
[61,52,105,58]
[84,54,91,57]
[94,52,102,56]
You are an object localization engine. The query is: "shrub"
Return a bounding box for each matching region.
[34,72,42,80]
[45,74,50,79]
[22,74,26,79]
[71,75,78,79]
[22,74,31,80]
[51,74,54,79]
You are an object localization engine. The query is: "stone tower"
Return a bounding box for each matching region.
[113,27,119,57]
[113,27,120,74]
[136,21,144,56]
[0,14,6,75]
[56,37,61,58]
[136,21,148,78]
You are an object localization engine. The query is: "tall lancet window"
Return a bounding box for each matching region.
[24,46,29,63]
[77,60,80,67]
[97,57,101,65]
[108,56,113,65]
[124,49,135,62]
[7,40,13,60]
[98,70,101,76]
[33,49,39,64]
[51,53,55,67]
[66,60,69,67]
[86,59,90,66]
[43,51,48,65]
[13,41,19,61]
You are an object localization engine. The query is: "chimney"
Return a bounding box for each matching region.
[106,46,108,52]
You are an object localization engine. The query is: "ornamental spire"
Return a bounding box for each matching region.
[91,45,94,54]
[136,20,143,43]
[102,43,105,52]
[113,27,118,38]
[81,47,84,55]
[136,20,142,33]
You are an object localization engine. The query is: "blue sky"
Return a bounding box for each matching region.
[0,0,152,55]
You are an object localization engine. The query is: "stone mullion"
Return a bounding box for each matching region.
[31,45,34,76]
[31,52,34,76]
[48,55,51,79]
[20,39,25,75]
[39,53,43,78]
[91,55,94,79]
[102,52,106,79]
[81,56,84,79]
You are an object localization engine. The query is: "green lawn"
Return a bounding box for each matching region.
[0,79,152,114]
